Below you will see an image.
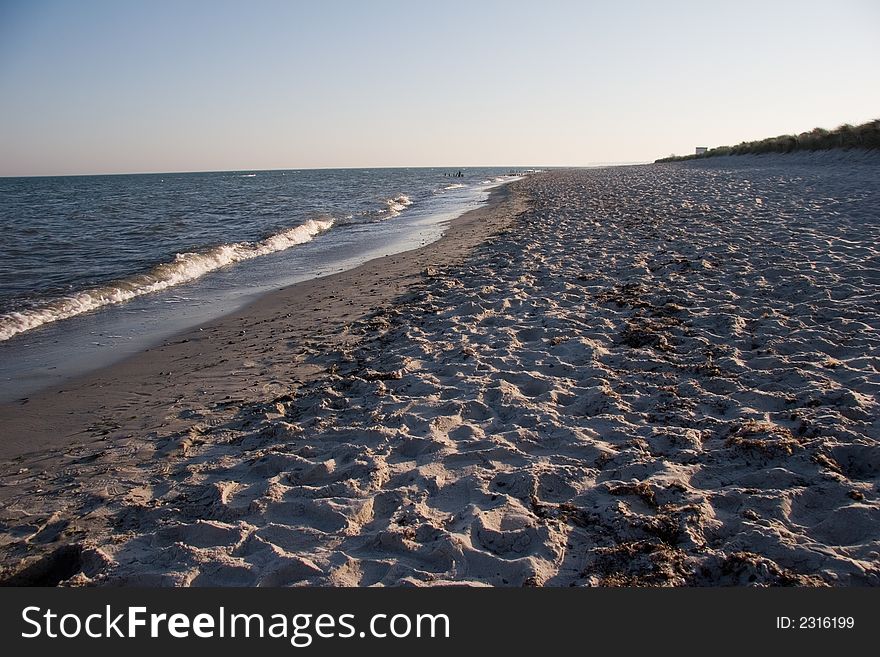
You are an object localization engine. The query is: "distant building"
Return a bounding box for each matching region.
[695,146,708,155]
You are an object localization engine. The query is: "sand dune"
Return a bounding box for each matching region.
[2,154,878,586]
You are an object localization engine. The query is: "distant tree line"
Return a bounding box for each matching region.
[655,119,880,163]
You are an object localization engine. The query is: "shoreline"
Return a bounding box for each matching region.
[0,174,518,403]
[0,181,527,462]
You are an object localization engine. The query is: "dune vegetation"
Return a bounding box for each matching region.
[656,119,880,162]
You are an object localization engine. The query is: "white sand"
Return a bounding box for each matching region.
[2,153,878,586]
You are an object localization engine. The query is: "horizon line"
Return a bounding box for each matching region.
[0,162,652,179]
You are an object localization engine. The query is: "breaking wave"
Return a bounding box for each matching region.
[378,194,413,218]
[0,218,333,341]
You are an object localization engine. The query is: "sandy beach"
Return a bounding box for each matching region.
[1,154,878,586]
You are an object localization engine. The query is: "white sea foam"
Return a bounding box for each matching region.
[442,183,467,190]
[0,218,333,341]
[378,194,413,218]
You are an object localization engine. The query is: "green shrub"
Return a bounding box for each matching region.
[655,119,880,162]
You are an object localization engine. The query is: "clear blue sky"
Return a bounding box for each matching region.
[1,0,878,175]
